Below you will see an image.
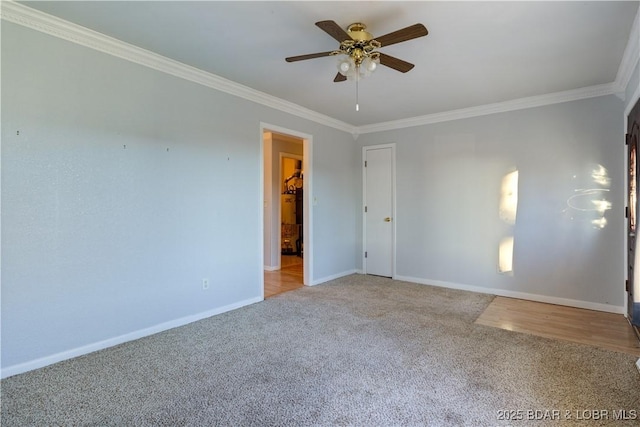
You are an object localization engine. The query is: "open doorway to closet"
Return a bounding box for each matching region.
[262,127,310,298]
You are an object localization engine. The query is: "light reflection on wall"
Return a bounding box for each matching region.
[564,164,611,229]
[499,171,519,225]
[498,236,515,274]
[498,170,518,275]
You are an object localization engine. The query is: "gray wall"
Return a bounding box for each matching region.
[1,22,359,371]
[359,95,625,309]
[625,61,639,109]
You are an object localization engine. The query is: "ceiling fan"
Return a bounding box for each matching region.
[285,20,428,83]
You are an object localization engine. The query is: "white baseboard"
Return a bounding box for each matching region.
[311,269,357,286]
[394,275,625,314]
[1,296,262,379]
[263,265,280,271]
[355,269,364,275]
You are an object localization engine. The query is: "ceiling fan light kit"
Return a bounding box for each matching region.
[336,55,379,79]
[286,20,428,111]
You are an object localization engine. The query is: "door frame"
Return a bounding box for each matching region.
[626,89,640,326]
[362,143,397,277]
[260,123,313,294]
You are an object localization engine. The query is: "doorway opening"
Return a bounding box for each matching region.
[262,125,312,298]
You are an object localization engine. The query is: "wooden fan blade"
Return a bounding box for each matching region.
[285,51,334,62]
[379,53,415,73]
[375,23,428,47]
[316,20,352,42]
[334,72,347,82]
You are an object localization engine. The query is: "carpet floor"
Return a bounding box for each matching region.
[2,274,639,426]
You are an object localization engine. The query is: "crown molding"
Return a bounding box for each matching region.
[0,1,356,135]
[357,83,618,134]
[1,1,633,137]
[365,9,638,135]
[613,3,640,95]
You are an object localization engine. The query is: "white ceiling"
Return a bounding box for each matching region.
[19,1,640,127]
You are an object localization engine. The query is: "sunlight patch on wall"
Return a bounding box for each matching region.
[499,170,519,225]
[498,169,518,275]
[498,236,515,274]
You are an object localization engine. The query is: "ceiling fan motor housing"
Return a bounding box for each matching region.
[334,23,381,69]
[347,23,374,41]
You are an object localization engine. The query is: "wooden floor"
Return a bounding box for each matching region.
[476,296,640,356]
[264,255,303,298]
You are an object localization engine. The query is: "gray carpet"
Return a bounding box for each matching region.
[2,275,639,426]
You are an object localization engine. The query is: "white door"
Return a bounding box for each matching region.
[364,145,395,277]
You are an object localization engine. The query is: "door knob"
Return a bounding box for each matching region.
[384,217,392,222]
